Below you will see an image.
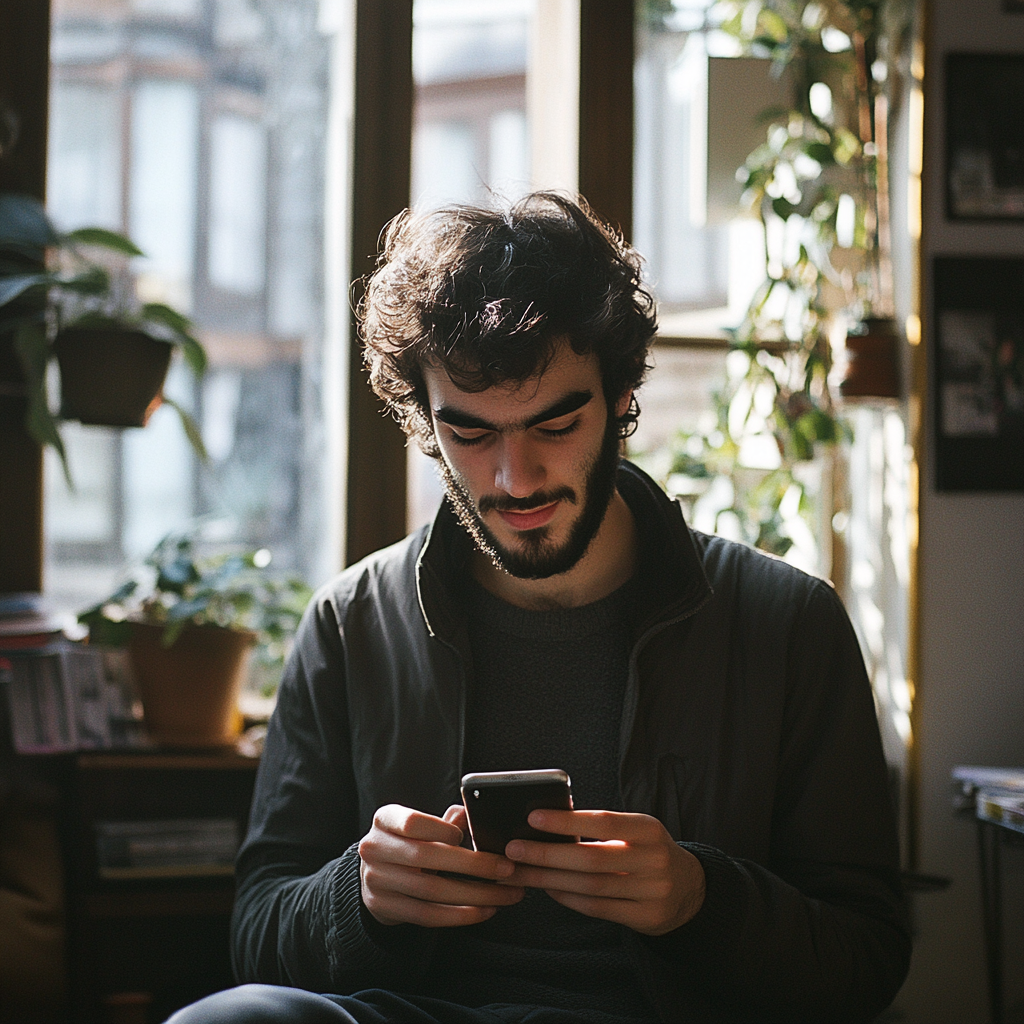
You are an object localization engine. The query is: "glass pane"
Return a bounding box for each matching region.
[406,0,535,532]
[45,0,342,617]
[634,0,768,332]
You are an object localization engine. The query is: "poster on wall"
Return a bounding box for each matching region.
[946,54,1024,220]
[933,257,1024,491]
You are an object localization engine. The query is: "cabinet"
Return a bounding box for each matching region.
[59,751,259,1023]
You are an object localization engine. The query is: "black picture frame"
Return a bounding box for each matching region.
[946,54,1024,220]
[932,258,1024,492]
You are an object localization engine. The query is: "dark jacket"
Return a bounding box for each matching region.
[231,461,911,1022]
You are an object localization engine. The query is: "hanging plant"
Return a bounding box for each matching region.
[0,192,208,486]
[637,0,909,562]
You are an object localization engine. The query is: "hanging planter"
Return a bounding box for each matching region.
[54,326,172,427]
[840,317,902,400]
[0,192,208,484]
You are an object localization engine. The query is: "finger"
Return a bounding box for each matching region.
[366,861,526,907]
[505,863,647,900]
[506,837,649,875]
[360,830,515,881]
[443,804,470,832]
[374,804,463,845]
[527,809,665,843]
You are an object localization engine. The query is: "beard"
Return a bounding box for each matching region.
[435,413,621,580]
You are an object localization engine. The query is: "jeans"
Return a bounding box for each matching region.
[164,985,652,1024]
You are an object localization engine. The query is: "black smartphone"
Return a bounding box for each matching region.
[461,769,575,855]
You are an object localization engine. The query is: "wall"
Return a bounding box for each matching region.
[896,1,1024,1021]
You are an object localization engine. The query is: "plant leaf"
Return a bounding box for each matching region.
[0,273,51,307]
[0,193,58,249]
[12,322,72,487]
[161,395,210,462]
[64,226,145,257]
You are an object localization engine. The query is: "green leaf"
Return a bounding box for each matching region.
[142,303,207,375]
[64,226,145,257]
[58,265,111,296]
[12,322,72,487]
[0,193,57,249]
[757,9,789,42]
[803,141,834,165]
[0,273,51,307]
[771,197,799,220]
[161,395,209,462]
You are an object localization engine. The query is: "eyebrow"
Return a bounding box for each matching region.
[433,389,594,433]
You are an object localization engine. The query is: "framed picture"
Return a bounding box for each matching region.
[946,54,1024,220]
[933,258,1024,492]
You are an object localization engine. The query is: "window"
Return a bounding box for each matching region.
[406,0,534,532]
[45,0,337,612]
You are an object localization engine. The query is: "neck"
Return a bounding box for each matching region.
[471,490,637,610]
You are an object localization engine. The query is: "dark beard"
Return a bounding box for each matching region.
[436,414,621,580]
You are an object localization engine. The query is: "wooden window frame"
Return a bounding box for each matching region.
[0,0,636,583]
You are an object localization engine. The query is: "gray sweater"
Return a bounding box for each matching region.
[231,461,911,1022]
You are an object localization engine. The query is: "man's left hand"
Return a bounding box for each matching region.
[501,809,705,936]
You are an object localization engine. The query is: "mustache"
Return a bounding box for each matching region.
[478,486,577,515]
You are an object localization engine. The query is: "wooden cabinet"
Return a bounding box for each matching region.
[59,751,259,1024]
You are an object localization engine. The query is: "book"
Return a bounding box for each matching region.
[976,792,1024,835]
[94,818,240,879]
[950,765,1024,812]
[3,643,146,753]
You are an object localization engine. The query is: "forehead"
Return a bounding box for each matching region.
[422,343,603,418]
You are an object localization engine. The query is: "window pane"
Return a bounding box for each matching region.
[406,0,534,532]
[45,0,341,616]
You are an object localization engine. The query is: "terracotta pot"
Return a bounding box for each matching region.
[128,622,256,748]
[54,327,172,427]
[840,317,902,400]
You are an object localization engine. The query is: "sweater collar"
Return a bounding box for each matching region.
[414,459,712,644]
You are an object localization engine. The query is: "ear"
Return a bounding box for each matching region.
[613,389,633,420]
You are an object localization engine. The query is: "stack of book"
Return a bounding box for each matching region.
[952,765,1024,835]
[0,593,146,753]
[94,818,240,879]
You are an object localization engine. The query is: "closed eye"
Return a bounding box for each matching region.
[448,427,492,447]
[536,417,580,439]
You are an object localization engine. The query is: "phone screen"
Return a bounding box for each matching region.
[461,769,575,855]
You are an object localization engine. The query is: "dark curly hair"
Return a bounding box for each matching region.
[358,192,657,456]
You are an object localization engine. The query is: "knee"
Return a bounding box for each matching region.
[164,984,357,1024]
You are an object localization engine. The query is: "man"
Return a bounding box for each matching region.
[171,194,910,1024]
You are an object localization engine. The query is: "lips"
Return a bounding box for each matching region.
[495,502,559,531]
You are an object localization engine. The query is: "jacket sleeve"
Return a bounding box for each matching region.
[645,580,911,1023]
[230,592,436,992]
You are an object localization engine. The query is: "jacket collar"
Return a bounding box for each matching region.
[414,459,713,645]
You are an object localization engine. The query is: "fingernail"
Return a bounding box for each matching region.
[528,810,545,826]
[506,841,525,859]
[496,859,514,877]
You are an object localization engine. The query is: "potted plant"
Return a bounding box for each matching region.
[0,191,208,484]
[80,529,312,748]
[633,0,909,563]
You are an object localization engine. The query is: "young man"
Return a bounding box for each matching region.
[171,194,910,1024]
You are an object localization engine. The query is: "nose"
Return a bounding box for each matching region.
[494,434,545,498]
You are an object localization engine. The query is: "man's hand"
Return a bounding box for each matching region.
[358,803,525,927]
[501,809,705,936]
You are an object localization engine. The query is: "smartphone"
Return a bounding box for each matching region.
[461,769,575,855]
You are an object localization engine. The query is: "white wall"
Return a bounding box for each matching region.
[895,2,1024,1021]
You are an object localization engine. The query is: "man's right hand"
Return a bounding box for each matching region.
[358,803,525,927]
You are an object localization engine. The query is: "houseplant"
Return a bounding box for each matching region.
[80,529,312,747]
[634,0,909,563]
[0,191,208,484]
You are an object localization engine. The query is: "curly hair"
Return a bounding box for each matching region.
[358,192,657,456]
